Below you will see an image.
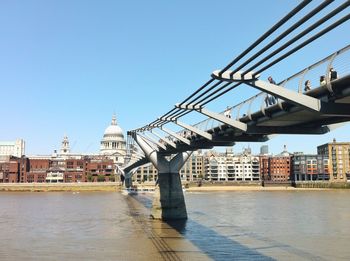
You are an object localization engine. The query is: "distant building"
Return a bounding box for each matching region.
[60,135,70,154]
[292,153,329,181]
[0,139,25,157]
[46,166,65,183]
[100,114,126,166]
[205,149,260,181]
[132,151,204,183]
[260,145,269,155]
[317,139,350,182]
[260,145,292,182]
[0,156,21,183]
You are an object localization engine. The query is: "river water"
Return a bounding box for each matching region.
[0,190,349,260]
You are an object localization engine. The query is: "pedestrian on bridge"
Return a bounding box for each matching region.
[224,106,231,118]
[265,76,277,107]
[304,80,311,92]
[329,67,338,81]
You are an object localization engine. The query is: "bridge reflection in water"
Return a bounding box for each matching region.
[127,191,350,260]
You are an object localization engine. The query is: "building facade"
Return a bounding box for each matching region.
[205,149,260,182]
[0,139,25,157]
[292,153,329,181]
[100,114,126,166]
[132,152,205,183]
[317,139,350,182]
[260,146,292,182]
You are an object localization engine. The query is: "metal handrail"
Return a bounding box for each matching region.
[179,45,350,136]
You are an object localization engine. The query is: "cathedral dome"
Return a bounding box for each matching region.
[103,115,124,138]
[100,114,126,165]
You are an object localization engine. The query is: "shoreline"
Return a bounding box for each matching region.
[186,186,330,192]
[0,182,121,192]
[0,182,349,192]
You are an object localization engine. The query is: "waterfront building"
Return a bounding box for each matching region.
[132,151,204,183]
[0,156,21,183]
[260,145,292,182]
[134,163,158,183]
[205,148,260,181]
[0,139,25,157]
[26,157,50,183]
[317,139,350,182]
[292,153,329,181]
[46,166,65,183]
[100,114,126,166]
[180,151,204,181]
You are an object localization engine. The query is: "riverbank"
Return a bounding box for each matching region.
[1,181,349,192]
[186,186,328,192]
[0,182,121,192]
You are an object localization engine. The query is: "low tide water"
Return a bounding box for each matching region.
[0,190,349,260]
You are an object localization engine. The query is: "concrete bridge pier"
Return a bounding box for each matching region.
[124,175,133,188]
[134,134,191,220]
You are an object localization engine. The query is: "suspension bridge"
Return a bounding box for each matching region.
[122,1,350,220]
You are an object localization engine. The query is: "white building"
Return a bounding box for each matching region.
[205,149,260,181]
[46,166,65,183]
[60,135,70,155]
[100,114,126,166]
[0,139,25,157]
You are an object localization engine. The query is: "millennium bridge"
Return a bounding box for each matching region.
[122,1,350,220]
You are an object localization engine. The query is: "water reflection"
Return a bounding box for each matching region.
[0,191,349,260]
[131,194,273,260]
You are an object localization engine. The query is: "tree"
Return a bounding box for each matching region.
[97,175,105,182]
[87,173,93,182]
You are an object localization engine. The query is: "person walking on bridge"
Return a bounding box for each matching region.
[224,106,231,118]
[265,76,277,106]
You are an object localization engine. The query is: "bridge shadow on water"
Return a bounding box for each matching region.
[130,194,274,261]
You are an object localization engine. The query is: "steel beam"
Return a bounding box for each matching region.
[246,125,330,134]
[212,70,259,82]
[176,103,247,131]
[151,129,177,149]
[249,80,322,111]
[160,126,191,145]
[174,120,213,141]
[143,133,166,150]
[213,71,323,112]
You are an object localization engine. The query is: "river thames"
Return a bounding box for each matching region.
[0,190,349,260]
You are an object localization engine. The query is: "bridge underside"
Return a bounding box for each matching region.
[162,75,350,155]
[125,75,350,172]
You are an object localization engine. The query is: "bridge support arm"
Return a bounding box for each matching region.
[133,134,167,169]
[159,126,191,145]
[176,103,247,131]
[174,120,213,140]
[248,80,322,111]
[143,133,167,150]
[151,130,177,148]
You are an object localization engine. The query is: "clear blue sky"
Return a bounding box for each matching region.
[1,0,349,155]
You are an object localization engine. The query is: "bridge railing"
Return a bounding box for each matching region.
[163,44,350,144]
[227,44,350,118]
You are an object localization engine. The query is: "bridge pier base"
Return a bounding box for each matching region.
[124,176,133,188]
[151,172,187,220]
[133,134,191,220]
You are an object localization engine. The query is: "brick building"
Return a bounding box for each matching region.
[0,156,20,183]
[259,145,292,183]
[317,139,350,182]
[0,155,116,183]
